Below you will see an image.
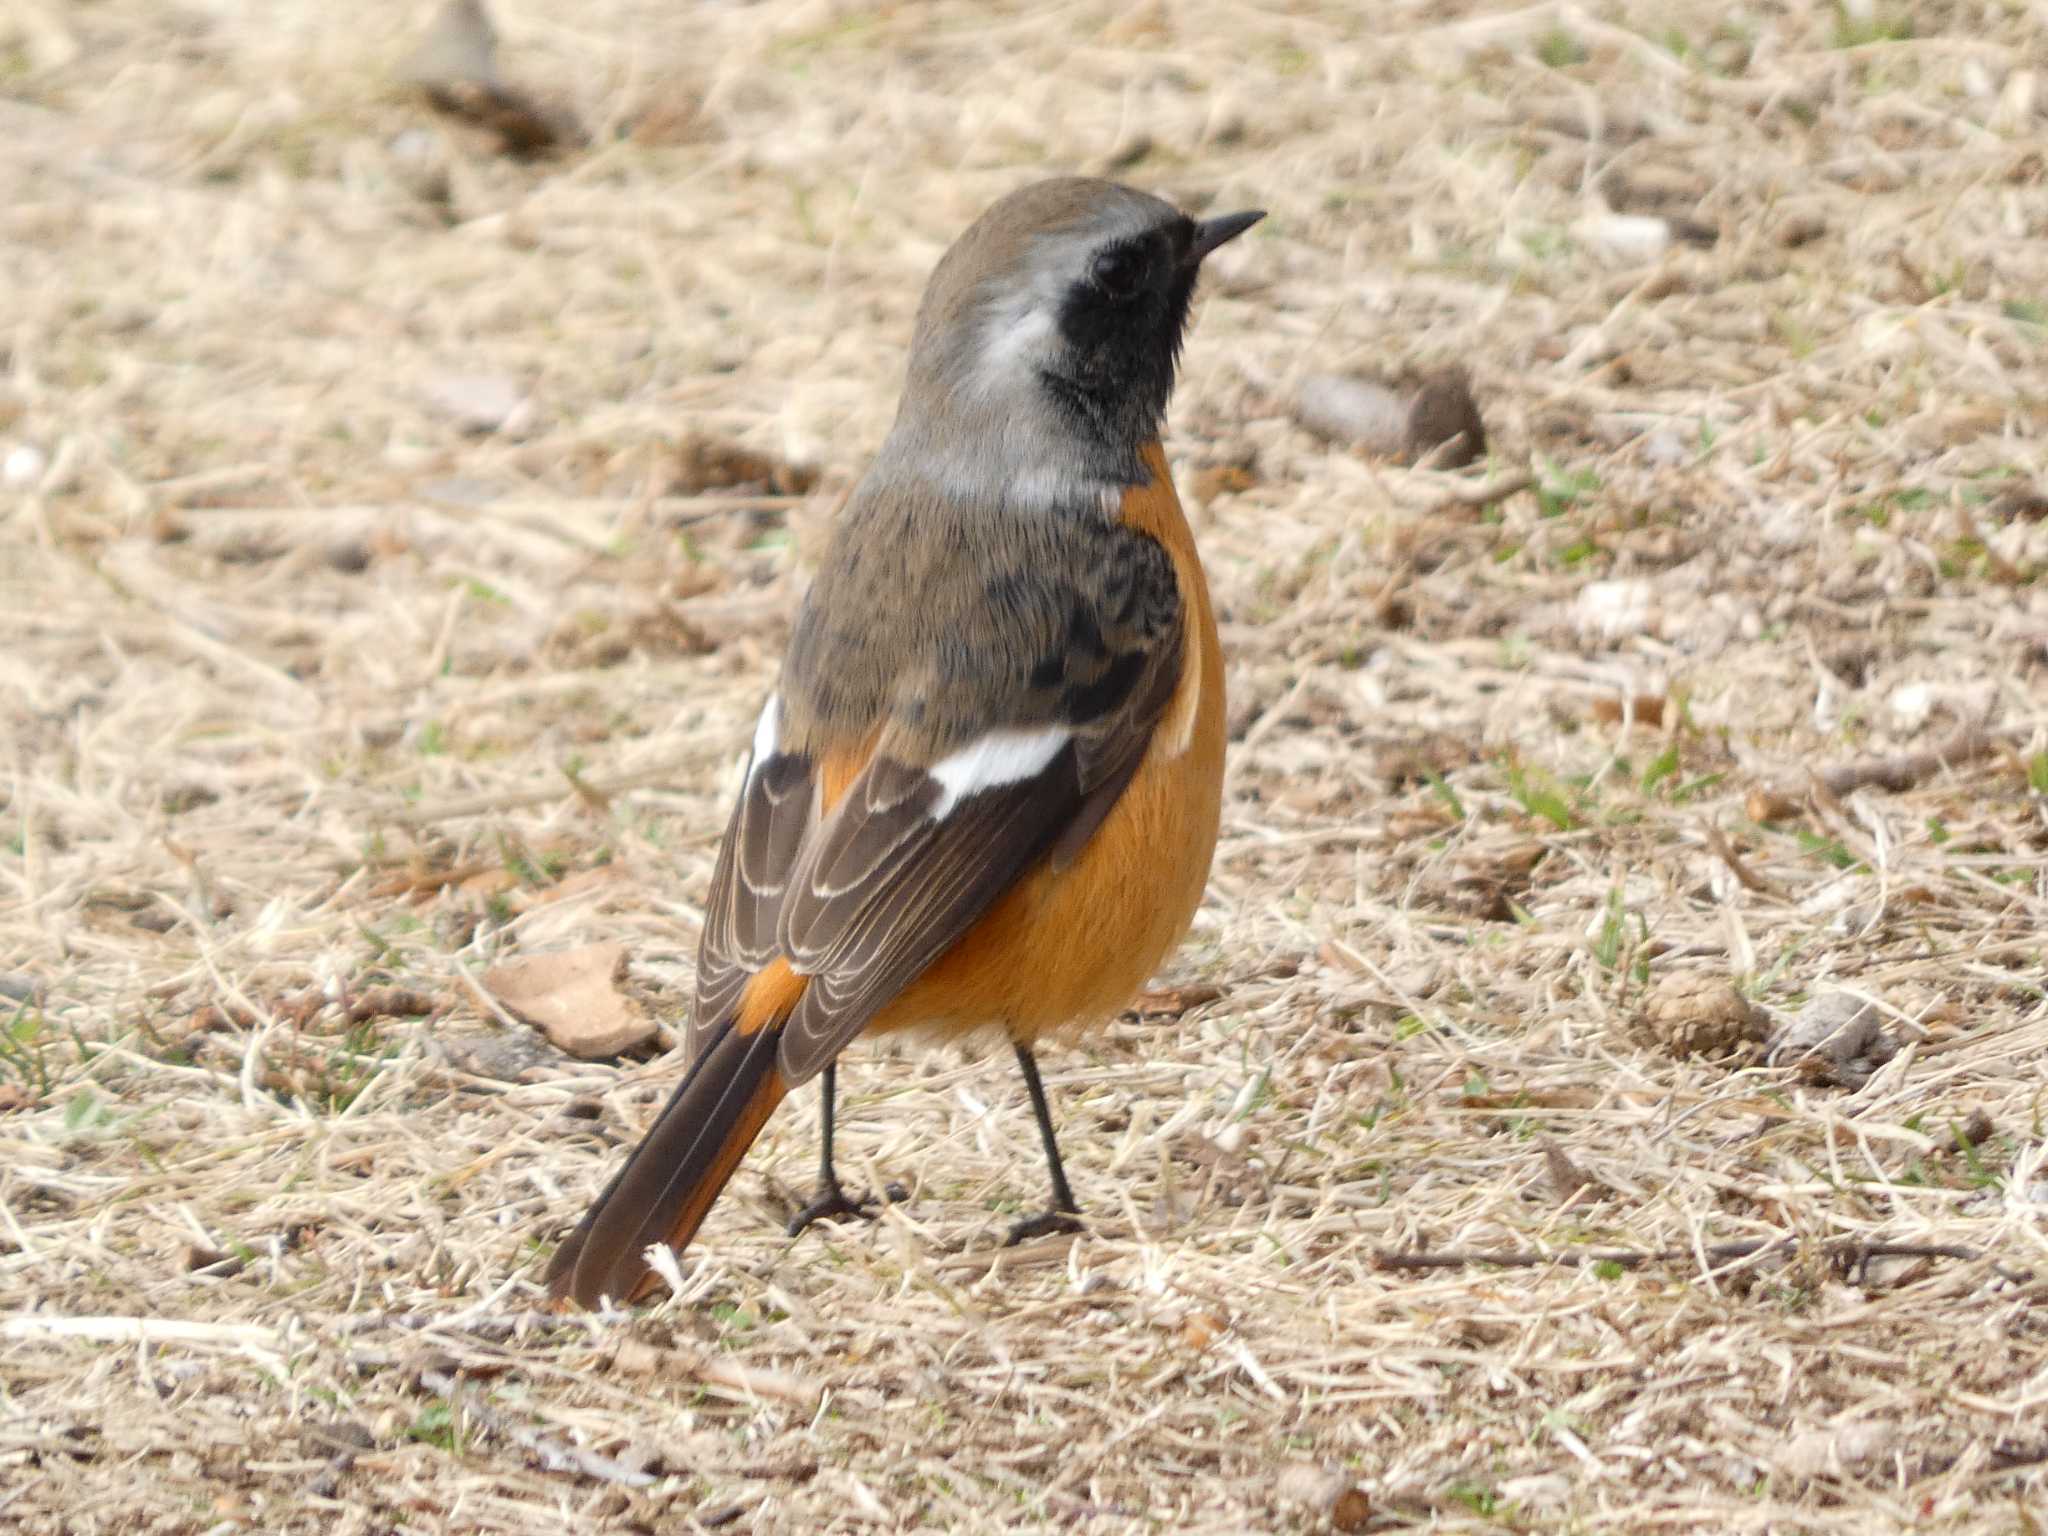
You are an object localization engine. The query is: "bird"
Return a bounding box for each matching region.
[547,177,1261,1308]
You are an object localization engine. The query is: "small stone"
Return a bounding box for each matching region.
[1574,578,1659,641]
[610,1338,667,1376]
[1951,1108,1994,1151]
[1330,1486,1372,1533]
[421,371,532,436]
[3,444,46,487]
[182,1243,245,1277]
[1275,1462,1370,1531]
[388,127,453,208]
[300,1419,376,1460]
[1402,369,1487,467]
[1638,428,1688,467]
[1777,1421,1896,1477]
[401,0,499,91]
[1747,786,1797,822]
[1294,370,1485,466]
[435,1029,558,1082]
[1888,681,1936,731]
[0,972,43,1004]
[613,1440,669,1479]
[1577,211,1671,264]
[1991,68,2038,135]
[1295,374,1410,455]
[326,539,373,574]
[1767,993,1898,1088]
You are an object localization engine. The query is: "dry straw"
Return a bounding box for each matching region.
[2,1,2045,1531]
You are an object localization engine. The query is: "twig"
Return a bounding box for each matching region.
[1756,726,2024,815]
[1372,1237,2031,1284]
[2,1315,284,1348]
[680,1351,823,1408]
[369,760,711,826]
[419,1367,656,1488]
[335,1308,822,1408]
[173,495,804,524]
[335,1308,631,1338]
[1703,823,1787,899]
[1814,724,2021,797]
[1426,470,1537,515]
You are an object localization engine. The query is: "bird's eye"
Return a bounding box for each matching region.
[1090,244,1147,300]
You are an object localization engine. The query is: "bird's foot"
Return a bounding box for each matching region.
[1004,1208,1083,1245]
[786,1180,908,1238]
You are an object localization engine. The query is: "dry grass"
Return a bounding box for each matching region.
[4,0,2048,1531]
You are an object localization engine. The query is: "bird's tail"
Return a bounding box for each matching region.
[546,1016,789,1309]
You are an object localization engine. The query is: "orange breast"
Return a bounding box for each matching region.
[868,441,1225,1042]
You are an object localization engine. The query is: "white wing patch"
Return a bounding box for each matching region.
[927,726,1070,819]
[748,695,780,774]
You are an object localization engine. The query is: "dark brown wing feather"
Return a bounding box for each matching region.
[687,745,815,1065]
[774,747,1088,1081]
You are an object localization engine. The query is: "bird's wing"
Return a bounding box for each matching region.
[685,698,815,1065]
[689,485,1186,1082]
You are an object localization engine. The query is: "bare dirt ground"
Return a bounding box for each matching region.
[4,1,2047,1531]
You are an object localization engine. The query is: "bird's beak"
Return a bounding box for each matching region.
[1188,209,1265,264]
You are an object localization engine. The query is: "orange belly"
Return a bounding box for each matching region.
[868,443,1224,1042]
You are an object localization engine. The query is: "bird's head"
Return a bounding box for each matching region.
[888,178,1263,504]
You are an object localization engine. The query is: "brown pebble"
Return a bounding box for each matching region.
[1952,1108,1995,1151]
[1590,693,1666,727]
[1631,971,1767,1058]
[1294,369,1485,468]
[1275,1462,1371,1531]
[1777,212,1828,248]
[1746,786,1798,822]
[1403,368,1486,467]
[182,1243,245,1277]
[326,539,373,574]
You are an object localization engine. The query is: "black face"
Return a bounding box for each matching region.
[1041,217,1201,454]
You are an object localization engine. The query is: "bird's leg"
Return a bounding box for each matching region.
[786,1062,903,1236]
[1005,1042,1084,1243]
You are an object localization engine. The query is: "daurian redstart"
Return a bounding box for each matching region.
[548,178,1260,1307]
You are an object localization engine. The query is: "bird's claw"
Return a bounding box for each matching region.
[1004,1208,1083,1245]
[787,1180,906,1238]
